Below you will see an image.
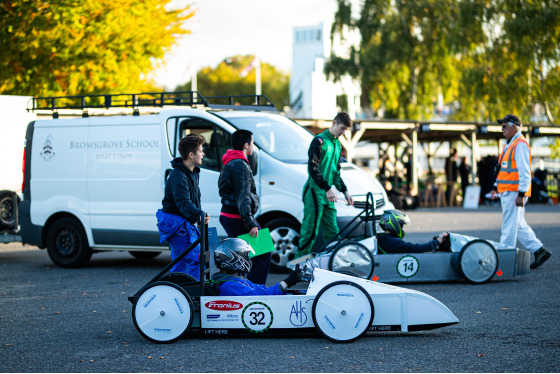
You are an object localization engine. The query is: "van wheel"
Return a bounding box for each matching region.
[130,251,161,260]
[46,217,92,268]
[264,217,300,273]
[0,191,18,229]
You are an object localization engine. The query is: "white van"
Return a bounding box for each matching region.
[0,95,35,237]
[19,93,392,268]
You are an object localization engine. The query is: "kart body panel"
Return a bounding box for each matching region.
[288,233,531,283]
[130,224,458,343]
[194,269,457,334]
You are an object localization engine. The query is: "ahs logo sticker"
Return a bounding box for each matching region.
[289,300,308,326]
[40,135,55,161]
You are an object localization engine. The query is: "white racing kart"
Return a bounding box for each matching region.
[287,193,531,284]
[129,220,459,343]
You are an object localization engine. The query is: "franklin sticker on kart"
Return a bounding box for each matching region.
[129,221,458,343]
[287,193,531,284]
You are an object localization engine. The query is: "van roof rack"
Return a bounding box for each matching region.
[27,91,277,118]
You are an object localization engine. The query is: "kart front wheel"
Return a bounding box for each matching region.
[132,281,193,343]
[328,241,374,279]
[458,239,499,284]
[312,281,374,342]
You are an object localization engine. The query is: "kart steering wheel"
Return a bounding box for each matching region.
[434,232,451,251]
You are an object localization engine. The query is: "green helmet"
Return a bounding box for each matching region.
[379,209,410,238]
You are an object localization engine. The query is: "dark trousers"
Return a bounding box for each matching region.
[219,214,271,285]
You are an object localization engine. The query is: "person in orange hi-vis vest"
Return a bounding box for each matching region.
[489,114,551,269]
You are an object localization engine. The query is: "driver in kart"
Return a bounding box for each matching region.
[209,238,304,296]
[377,210,449,253]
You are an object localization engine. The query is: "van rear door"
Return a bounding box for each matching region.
[30,118,90,229]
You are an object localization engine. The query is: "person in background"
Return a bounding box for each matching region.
[459,156,471,199]
[297,112,354,256]
[218,129,271,285]
[156,134,210,279]
[376,209,449,253]
[445,148,459,205]
[489,114,551,269]
[209,238,303,296]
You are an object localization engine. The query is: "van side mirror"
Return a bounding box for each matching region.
[247,147,258,176]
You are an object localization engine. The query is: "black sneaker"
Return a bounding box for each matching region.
[531,246,552,269]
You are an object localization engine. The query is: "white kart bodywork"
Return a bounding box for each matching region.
[132,268,458,343]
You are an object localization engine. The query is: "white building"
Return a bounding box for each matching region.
[289,22,361,120]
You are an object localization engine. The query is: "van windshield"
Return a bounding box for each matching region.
[217,114,314,163]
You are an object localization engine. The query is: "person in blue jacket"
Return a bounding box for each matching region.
[377,209,448,253]
[210,238,303,296]
[156,134,210,279]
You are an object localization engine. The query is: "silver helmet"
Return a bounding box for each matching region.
[214,238,254,273]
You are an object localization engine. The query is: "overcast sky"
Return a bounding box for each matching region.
[152,0,343,89]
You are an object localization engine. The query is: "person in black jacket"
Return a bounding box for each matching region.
[377,209,448,254]
[458,156,471,200]
[218,129,271,285]
[156,134,209,279]
[445,148,459,205]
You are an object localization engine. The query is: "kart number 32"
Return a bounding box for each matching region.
[242,302,273,333]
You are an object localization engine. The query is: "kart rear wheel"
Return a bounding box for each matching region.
[458,239,499,284]
[328,241,374,279]
[312,281,374,343]
[132,281,193,343]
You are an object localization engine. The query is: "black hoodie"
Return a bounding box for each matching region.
[161,157,203,223]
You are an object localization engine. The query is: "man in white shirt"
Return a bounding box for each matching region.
[489,114,551,269]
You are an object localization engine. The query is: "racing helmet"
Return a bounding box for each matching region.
[379,209,410,238]
[214,238,254,273]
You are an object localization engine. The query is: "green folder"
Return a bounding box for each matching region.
[237,228,276,257]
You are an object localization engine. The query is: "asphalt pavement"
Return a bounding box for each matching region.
[1,204,559,372]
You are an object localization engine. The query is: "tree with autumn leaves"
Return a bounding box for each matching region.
[175,55,290,111]
[0,0,195,96]
[326,0,560,127]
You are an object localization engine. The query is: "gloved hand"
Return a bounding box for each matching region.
[283,264,303,288]
[435,232,450,251]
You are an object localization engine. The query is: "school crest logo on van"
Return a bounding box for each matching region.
[40,135,55,161]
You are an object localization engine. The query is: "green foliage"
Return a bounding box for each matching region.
[175,55,290,110]
[327,0,560,128]
[327,0,463,120]
[0,0,195,96]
